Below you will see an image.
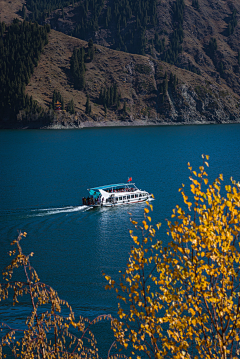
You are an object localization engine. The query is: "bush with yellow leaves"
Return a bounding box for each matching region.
[2,155,240,359]
[105,155,240,359]
[0,232,113,359]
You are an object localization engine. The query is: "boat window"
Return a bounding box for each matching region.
[119,196,122,200]
[123,196,126,200]
[139,193,142,197]
[127,195,130,199]
[116,197,118,201]
[135,194,138,198]
[131,195,134,198]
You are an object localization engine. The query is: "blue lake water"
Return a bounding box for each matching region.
[1,124,240,356]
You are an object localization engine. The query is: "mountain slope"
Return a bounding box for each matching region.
[1,0,240,128]
[38,0,240,95]
[0,0,24,24]
[22,29,240,128]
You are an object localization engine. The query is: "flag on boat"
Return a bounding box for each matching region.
[127,177,132,182]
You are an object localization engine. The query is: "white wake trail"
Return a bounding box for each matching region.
[31,206,89,217]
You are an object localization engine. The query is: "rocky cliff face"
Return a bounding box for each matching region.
[158,83,240,124]
[1,0,240,128]
[21,29,240,129]
[45,0,240,96]
[27,0,240,127]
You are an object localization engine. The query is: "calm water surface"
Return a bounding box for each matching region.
[1,124,240,355]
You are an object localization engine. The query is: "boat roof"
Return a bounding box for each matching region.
[89,183,136,190]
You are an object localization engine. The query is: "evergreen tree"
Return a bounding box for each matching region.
[163,72,168,95]
[88,39,94,61]
[208,37,217,58]
[227,9,237,36]
[0,20,49,120]
[98,83,120,109]
[22,5,26,19]
[85,94,91,115]
[123,100,127,114]
[162,0,185,65]
[219,61,225,77]
[67,99,75,114]
[70,47,86,90]
[192,0,199,10]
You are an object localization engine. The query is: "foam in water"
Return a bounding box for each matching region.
[30,198,153,217]
[31,205,91,217]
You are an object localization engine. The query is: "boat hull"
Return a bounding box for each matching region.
[90,195,151,208]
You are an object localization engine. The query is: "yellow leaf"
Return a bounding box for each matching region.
[132,236,139,244]
[189,308,195,316]
[132,221,138,225]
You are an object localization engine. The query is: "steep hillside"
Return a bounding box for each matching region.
[22,29,240,128]
[1,0,240,128]
[31,0,240,94]
[0,0,24,23]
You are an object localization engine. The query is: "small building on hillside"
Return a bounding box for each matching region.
[55,101,61,111]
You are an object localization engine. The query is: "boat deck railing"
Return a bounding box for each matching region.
[104,188,137,193]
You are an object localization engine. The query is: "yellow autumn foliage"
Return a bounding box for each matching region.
[106,155,240,359]
[0,233,113,359]
[2,155,240,359]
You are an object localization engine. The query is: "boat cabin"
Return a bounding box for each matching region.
[83,183,151,207]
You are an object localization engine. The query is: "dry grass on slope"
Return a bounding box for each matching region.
[0,0,24,24]
[25,29,240,126]
[26,30,158,121]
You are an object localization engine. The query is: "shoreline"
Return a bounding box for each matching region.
[1,118,240,130]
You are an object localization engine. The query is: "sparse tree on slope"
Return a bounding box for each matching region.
[85,94,91,115]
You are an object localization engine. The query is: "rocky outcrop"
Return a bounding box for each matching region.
[1,26,240,129]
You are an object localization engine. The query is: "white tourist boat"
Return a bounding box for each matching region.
[82,181,153,207]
